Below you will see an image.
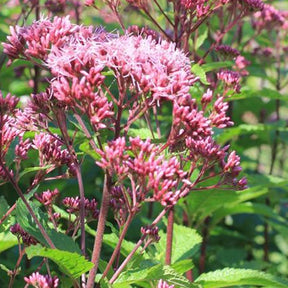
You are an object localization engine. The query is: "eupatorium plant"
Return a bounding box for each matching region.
[0,13,248,287]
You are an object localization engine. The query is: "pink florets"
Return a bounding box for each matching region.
[254,4,288,30]
[217,70,241,92]
[209,96,233,128]
[157,279,174,288]
[24,272,59,288]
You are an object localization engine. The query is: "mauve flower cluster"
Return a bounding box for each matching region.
[63,197,99,219]
[97,137,187,206]
[217,70,241,93]
[0,92,20,181]
[254,4,288,31]
[215,45,240,59]
[239,0,264,12]
[2,16,246,209]
[10,223,38,246]
[24,272,59,288]
[34,189,60,207]
[180,0,211,18]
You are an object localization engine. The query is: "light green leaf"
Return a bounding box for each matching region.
[195,26,208,50]
[114,263,200,287]
[26,244,93,279]
[0,196,13,233]
[195,268,288,288]
[154,223,202,264]
[128,128,154,139]
[201,61,234,72]
[191,64,210,85]
[18,165,54,179]
[0,232,18,253]
[79,140,101,160]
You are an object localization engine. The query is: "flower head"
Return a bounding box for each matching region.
[24,272,59,288]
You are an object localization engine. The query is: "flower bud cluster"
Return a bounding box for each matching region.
[24,272,59,288]
[63,197,99,219]
[10,223,38,246]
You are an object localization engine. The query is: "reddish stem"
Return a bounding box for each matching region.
[165,207,174,265]
[87,174,112,288]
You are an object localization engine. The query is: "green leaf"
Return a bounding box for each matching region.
[15,198,81,253]
[195,268,288,288]
[211,202,287,228]
[26,244,93,279]
[114,263,200,287]
[103,233,144,258]
[191,64,210,85]
[0,232,18,254]
[0,196,13,233]
[79,140,101,160]
[154,223,202,264]
[128,128,154,139]
[195,26,208,50]
[18,165,54,179]
[229,87,288,101]
[171,259,194,274]
[201,61,234,72]
[182,186,268,224]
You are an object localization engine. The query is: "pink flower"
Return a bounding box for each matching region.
[215,45,240,59]
[209,96,233,128]
[217,70,241,92]
[10,224,38,246]
[240,0,264,12]
[34,189,60,206]
[24,272,59,288]
[157,279,174,288]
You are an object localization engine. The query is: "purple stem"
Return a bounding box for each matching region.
[87,174,112,288]
[165,207,174,265]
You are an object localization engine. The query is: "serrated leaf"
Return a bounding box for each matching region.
[191,64,210,85]
[171,259,194,274]
[154,223,202,264]
[15,198,81,253]
[114,263,200,287]
[26,244,93,279]
[195,268,288,288]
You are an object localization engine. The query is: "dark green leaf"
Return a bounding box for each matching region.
[26,244,93,279]
[195,268,288,288]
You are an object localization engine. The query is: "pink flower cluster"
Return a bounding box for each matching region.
[97,137,187,206]
[34,189,60,206]
[157,279,174,288]
[24,272,59,288]
[63,197,99,219]
[254,4,288,31]
[10,223,38,246]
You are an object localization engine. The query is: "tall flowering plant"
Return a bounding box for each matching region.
[0,0,287,287]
